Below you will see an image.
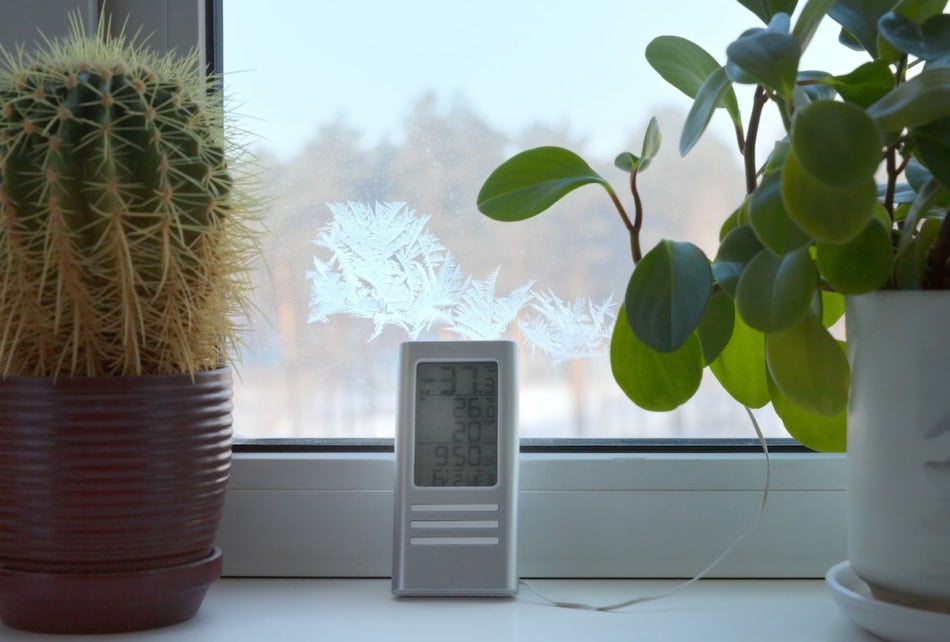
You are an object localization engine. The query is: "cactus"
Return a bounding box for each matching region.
[0,16,259,378]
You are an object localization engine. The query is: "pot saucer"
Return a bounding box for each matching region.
[826,560,950,642]
[0,547,222,634]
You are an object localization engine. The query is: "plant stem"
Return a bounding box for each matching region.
[884,56,909,220]
[884,140,898,219]
[895,54,908,84]
[610,178,641,265]
[744,86,768,195]
[734,123,746,156]
[630,170,643,264]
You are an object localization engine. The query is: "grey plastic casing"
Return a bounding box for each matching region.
[392,340,519,597]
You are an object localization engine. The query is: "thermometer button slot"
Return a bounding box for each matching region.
[410,503,499,512]
[409,537,500,546]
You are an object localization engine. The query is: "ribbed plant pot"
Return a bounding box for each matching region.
[846,291,950,613]
[0,368,232,634]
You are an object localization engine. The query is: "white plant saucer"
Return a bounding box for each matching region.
[826,561,950,642]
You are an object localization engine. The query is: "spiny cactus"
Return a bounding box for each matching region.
[0,16,259,378]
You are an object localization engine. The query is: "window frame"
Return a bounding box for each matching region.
[221,445,845,578]
[6,0,846,579]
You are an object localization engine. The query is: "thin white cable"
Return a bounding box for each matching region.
[519,406,772,612]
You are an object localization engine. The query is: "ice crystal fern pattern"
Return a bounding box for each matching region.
[307,202,615,363]
[520,292,617,364]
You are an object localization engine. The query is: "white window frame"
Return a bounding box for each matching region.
[5,0,847,579]
[221,448,845,578]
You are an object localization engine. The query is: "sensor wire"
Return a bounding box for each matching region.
[520,406,772,612]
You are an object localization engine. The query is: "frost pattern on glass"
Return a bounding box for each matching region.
[308,202,464,339]
[520,292,617,364]
[307,202,616,362]
[449,268,535,341]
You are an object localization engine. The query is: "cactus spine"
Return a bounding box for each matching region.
[0,17,258,377]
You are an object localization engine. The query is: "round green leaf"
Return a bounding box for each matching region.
[614,152,638,172]
[878,11,950,61]
[781,150,877,243]
[893,214,944,288]
[762,140,791,176]
[793,0,837,52]
[836,27,864,53]
[748,171,812,255]
[625,240,713,353]
[476,146,607,221]
[893,235,926,289]
[867,67,950,132]
[615,118,663,173]
[680,67,736,156]
[738,0,797,24]
[718,204,743,241]
[819,290,846,328]
[816,217,893,293]
[828,0,896,57]
[765,312,850,417]
[610,307,703,412]
[904,157,932,191]
[871,201,893,228]
[726,28,801,98]
[712,224,764,297]
[725,59,757,85]
[790,100,883,186]
[645,36,741,125]
[897,177,944,252]
[798,70,837,102]
[735,247,817,333]
[697,292,735,364]
[768,376,846,452]
[639,116,662,171]
[820,61,894,108]
[709,307,770,409]
[910,116,950,190]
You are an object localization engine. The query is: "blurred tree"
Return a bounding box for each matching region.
[237,97,742,437]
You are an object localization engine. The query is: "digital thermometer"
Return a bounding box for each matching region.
[392,340,519,597]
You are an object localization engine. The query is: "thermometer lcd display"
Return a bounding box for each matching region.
[414,361,498,488]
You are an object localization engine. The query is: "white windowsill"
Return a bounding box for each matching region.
[0,578,872,641]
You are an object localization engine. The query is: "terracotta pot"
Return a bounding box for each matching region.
[846,291,950,613]
[0,368,232,634]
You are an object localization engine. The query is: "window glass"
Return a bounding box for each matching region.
[222,0,859,440]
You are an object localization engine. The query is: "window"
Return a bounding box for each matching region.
[3,0,846,579]
[220,0,862,442]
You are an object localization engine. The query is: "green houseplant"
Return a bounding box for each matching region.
[0,14,259,634]
[477,0,949,620]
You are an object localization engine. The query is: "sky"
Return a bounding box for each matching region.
[221,0,867,161]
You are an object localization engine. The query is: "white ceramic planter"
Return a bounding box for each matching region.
[846,291,950,612]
